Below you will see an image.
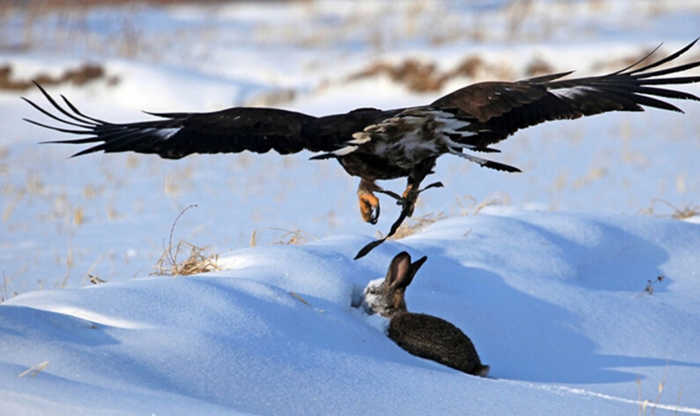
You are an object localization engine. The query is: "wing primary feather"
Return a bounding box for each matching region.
[21,97,95,129]
[608,43,664,76]
[23,118,93,134]
[31,81,100,128]
[521,70,575,83]
[627,38,699,75]
[630,94,684,112]
[70,143,109,157]
[639,76,700,85]
[143,111,189,119]
[633,60,700,79]
[40,136,103,145]
[633,86,700,100]
[60,94,110,126]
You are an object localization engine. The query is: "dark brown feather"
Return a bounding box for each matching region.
[429,40,700,148]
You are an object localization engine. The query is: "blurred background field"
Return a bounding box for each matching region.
[1,0,699,295]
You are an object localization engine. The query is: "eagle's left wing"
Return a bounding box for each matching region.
[431,39,700,149]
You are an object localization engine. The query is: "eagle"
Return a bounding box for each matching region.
[24,40,700,257]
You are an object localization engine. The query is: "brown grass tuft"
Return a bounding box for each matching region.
[641,199,700,220]
[272,228,312,245]
[88,274,107,285]
[346,53,522,93]
[153,204,220,276]
[525,56,555,77]
[154,241,220,276]
[347,59,443,93]
[0,62,119,91]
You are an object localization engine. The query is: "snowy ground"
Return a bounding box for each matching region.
[1,0,700,414]
[2,211,700,415]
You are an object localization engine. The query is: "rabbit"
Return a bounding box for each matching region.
[361,251,489,377]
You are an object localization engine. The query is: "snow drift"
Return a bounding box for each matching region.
[2,210,700,415]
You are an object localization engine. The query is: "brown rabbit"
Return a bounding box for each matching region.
[362,251,489,376]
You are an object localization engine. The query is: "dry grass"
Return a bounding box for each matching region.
[525,56,555,77]
[389,193,514,240]
[153,204,220,276]
[88,274,107,285]
[154,241,220,276]
[17,360,49,378]
[346,54,508,93]
[4,0,233,7]
[390,212,447,240]
[641,199,700,220]
[455,193,511,216]
[347,59,444,93]
[1,273,11,302]
[288,291,311,306]
[245,88,297,107]
[271,228,312,245]
[0,62,119,91]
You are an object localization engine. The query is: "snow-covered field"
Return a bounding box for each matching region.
[3,211,700,415]
[1,0,700,414]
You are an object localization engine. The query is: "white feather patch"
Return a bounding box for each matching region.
[551,86,597,100]
[349,132,372,144]
[151,127,181,140]
[332,145,359,156]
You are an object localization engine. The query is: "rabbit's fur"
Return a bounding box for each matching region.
[361,251,489,377]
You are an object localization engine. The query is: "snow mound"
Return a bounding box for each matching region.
[2,211,700,415]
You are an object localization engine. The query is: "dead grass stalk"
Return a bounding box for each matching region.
[153,204,220,276]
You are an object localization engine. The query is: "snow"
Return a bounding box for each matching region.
[2,212,700,415]
[1,0,700,414]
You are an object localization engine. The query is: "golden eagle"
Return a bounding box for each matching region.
[24,40,700,258]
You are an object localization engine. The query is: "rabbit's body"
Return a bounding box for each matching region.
[361,252,489,377]
[389,312,489,376]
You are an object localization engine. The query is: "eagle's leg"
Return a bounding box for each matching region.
[398,158,442,217]
[400,181,423,218]
[399,180,444,216]
[357,178,381,224]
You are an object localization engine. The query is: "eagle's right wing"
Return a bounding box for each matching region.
[24,83,375,159]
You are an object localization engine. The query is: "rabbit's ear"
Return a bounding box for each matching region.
[411,256,428,275]
[387,251,412,288]
[398,255,427,288]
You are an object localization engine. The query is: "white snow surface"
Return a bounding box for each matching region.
[2,211,700,415]
[1,1,700,414]
[1,0,700,294]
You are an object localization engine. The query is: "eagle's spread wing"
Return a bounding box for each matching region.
[23,83,388,159]
[431,40,700,148]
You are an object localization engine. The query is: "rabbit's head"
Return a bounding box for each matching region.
[363,251,427,317]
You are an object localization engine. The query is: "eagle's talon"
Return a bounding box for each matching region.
[358,179,381,224]
[359,194,380,224]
